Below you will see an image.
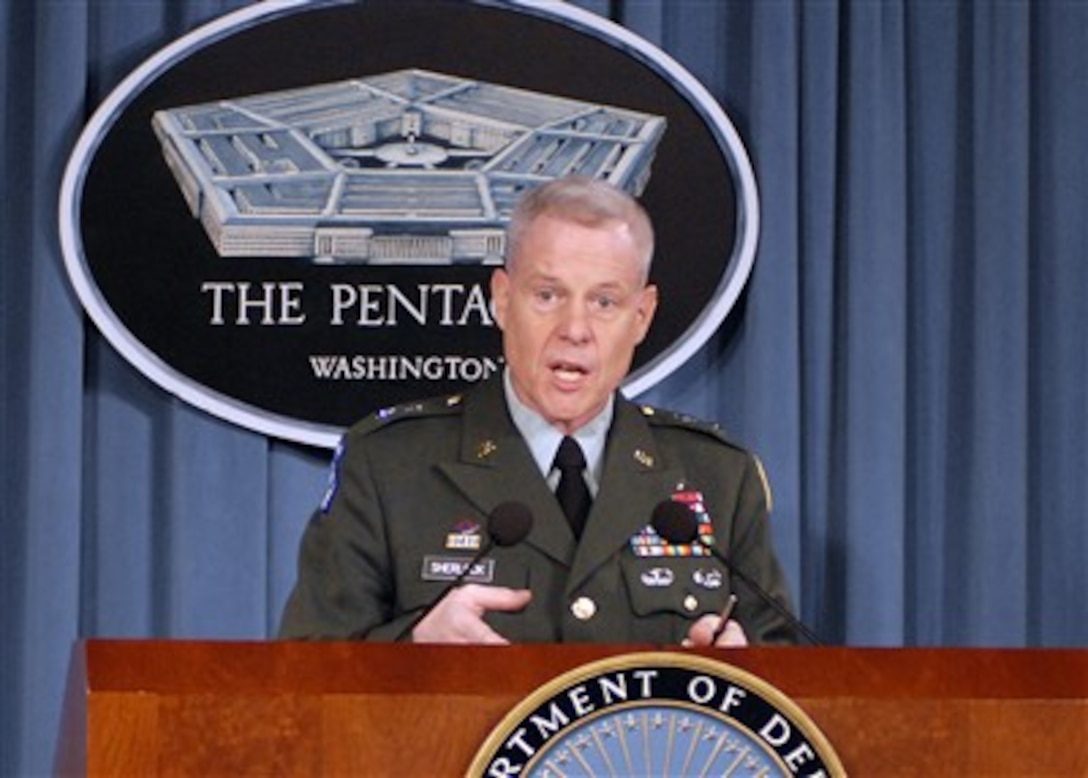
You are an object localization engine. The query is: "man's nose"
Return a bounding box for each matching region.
[558,300,592,343]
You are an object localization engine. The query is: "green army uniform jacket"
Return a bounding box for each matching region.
[279,375,798,645]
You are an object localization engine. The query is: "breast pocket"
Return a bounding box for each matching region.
[620,554,733,641]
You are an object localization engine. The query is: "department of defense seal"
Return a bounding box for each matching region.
[468,652,845,777]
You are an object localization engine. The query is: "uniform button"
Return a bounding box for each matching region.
[683,594,699,612]
[571,596,597,621]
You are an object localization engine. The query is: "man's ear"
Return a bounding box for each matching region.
[490,267,510,330]
[634,283,659,344]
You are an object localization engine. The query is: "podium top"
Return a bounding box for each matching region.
[74,639,1088,698]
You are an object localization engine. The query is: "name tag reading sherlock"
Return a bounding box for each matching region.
[422,555,495,584]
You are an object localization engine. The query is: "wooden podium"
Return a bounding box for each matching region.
[55,640,1088,776]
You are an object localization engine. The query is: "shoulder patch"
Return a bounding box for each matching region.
[322,394,464,514]
[319,439,346,513]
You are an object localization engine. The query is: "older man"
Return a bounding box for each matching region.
[279,176,797,646]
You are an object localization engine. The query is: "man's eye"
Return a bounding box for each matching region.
[535,288,557,304]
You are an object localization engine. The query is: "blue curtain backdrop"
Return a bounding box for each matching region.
[3,0,1087,774]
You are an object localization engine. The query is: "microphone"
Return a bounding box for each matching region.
[651,500,823,646]
[395,501,534,641]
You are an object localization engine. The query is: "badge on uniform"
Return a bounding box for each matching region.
[421,555,495,583]
[640,567,675,587]
[693,567,724,589]
[423,517,491,582]
[445,519,483,551]
[630,487,716,557]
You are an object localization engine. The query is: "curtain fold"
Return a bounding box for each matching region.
[3,1,1087,774]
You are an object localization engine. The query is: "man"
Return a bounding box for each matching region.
[279,176,797,646]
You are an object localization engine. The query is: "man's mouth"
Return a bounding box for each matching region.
[550,360,589,383]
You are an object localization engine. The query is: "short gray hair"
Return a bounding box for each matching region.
[505,176,655,281]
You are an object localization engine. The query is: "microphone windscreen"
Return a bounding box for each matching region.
[651,500,699,544]
[488,501,534,547]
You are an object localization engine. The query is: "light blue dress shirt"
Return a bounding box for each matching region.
[502,369,612,496]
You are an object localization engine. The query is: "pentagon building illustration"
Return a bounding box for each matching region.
[151,69,666,264]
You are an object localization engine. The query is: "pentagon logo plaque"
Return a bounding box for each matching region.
[60,1,759,448]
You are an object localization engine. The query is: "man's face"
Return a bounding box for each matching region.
[491,213,658,434]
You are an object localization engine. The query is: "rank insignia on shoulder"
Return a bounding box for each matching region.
[630,487,716,557]
[445,519,483,551]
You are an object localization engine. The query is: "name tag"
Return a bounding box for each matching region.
[421,555,495,583]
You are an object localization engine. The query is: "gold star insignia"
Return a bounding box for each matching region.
[476,440,498,459]
[633,449,655,468]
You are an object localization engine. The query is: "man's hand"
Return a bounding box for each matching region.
[683,614,749,648]
[411,584,532,644]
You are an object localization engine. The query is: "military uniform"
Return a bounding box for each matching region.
[279,375,798,644]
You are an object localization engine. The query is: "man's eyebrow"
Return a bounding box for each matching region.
[516,272,632,293]
[592,280,637,295]
[519,271,561,285]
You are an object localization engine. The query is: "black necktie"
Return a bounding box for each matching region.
[554,436,592,539]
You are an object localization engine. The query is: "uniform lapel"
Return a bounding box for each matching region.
[567,398,684,594]
[436,377,575,568]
